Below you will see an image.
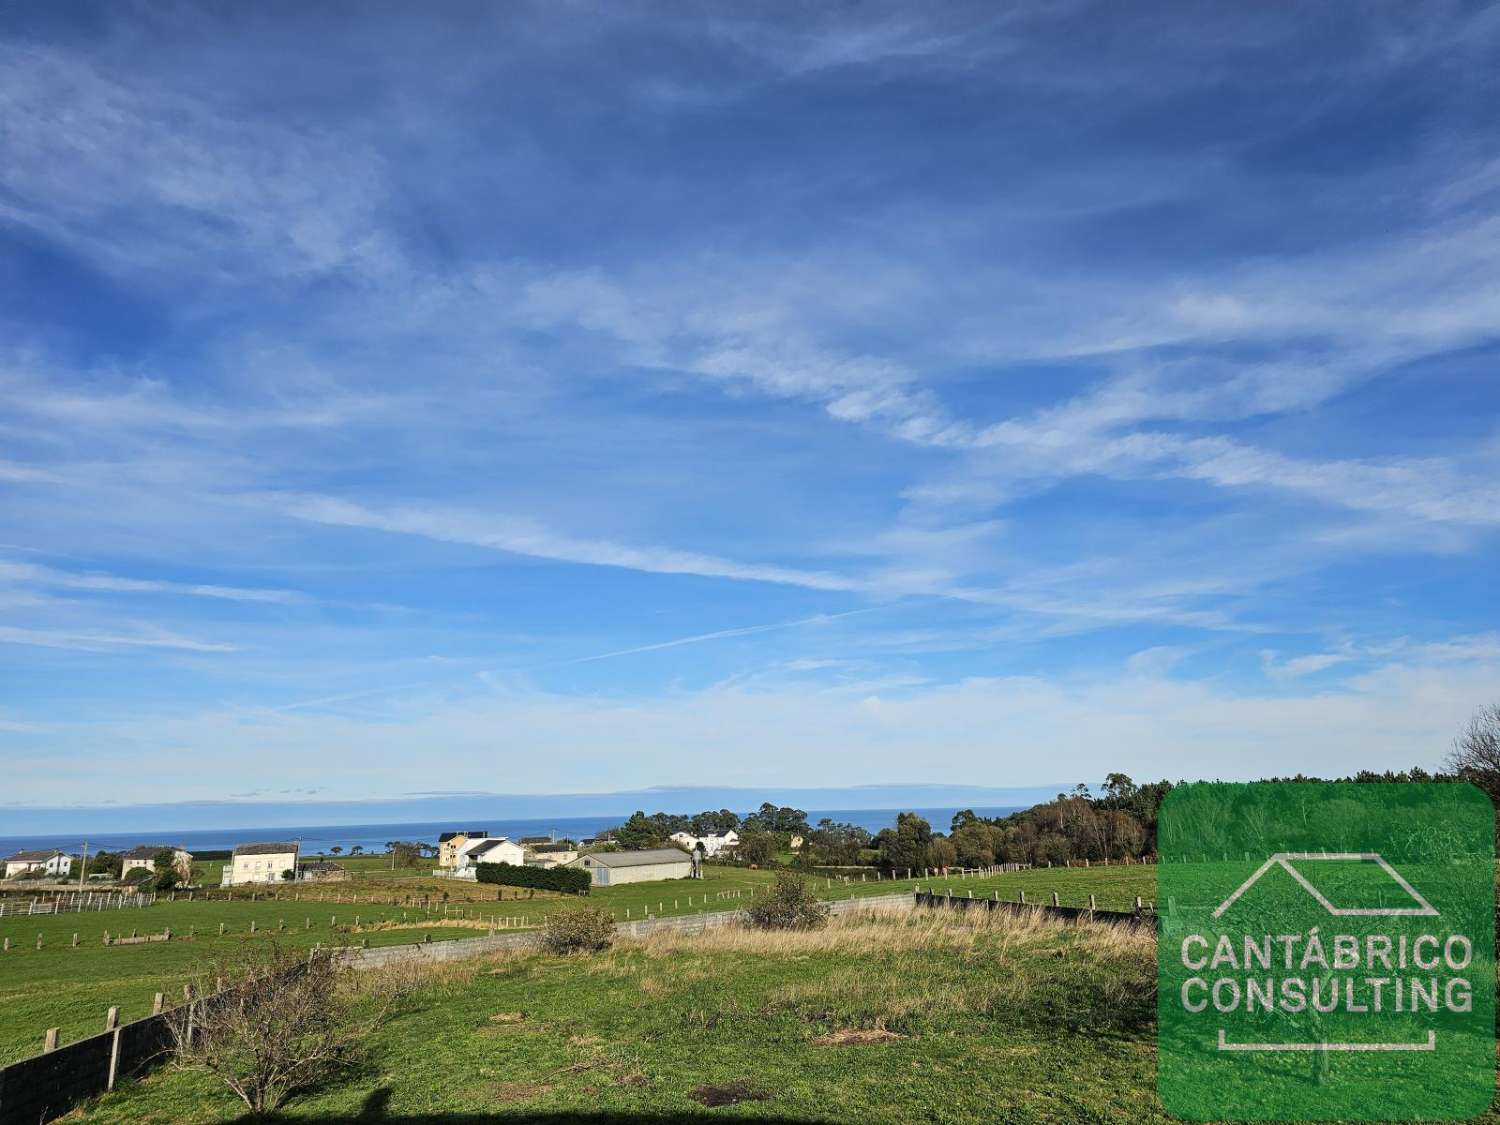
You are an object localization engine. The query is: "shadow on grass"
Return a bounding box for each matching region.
[232,1086,829,1124]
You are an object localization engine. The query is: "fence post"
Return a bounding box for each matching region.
[105,1007,122,1090]
[1088,894,1096,913]
[1052,892,1059,906]
[43,1028,59,1052]
[153,992,164,1015]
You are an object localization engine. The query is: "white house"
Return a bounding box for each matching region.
[120,845,193,881]
[668,829,740,858]
[4,849,72,880]
[565,847,693,887]
[222,842,299,886]
[455,836,525,876]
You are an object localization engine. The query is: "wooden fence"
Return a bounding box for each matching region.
[913,888,1156,928]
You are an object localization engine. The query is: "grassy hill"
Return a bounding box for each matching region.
[71,904,1165,1124]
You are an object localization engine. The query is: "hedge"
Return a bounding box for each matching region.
[475,861,591,895]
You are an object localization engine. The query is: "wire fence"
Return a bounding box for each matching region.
[0,892,156,918]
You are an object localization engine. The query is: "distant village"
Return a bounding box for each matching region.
[2,826,745,890]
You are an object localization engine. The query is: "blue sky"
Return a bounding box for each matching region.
[2,2,1499,808]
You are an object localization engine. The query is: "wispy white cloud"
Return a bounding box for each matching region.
[1261,650,1351,681]
[272,493,863,593]
[0,624,238,653]
[0,561,303,604]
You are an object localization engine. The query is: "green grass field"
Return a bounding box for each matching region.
[72,903,1167,1125]
[0,864,1157,1066]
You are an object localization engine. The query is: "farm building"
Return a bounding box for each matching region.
[120,845,193,881]
[565,848,693,886]
[437,831,488,868]
[3,849,72,879]
[222,842,299,886]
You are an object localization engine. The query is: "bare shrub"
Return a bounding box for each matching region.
[166,944,384,1114]
[743,871,830,931]
[540,904,615,953]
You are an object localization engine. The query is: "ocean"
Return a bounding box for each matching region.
[0,806,1023,857]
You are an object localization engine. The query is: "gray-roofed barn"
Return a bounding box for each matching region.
[564,847,692,886]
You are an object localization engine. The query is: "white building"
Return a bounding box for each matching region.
[120,845,193,881]
[222,842,299,886]
[668,829,740,858]
[437,831,488,869]
[4,849,72,880]
[565,847,693,886]
[454,836,525,876]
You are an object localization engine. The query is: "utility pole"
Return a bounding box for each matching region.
[78,841,89,888]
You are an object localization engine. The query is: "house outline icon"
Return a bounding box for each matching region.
[1211,851,1438,919]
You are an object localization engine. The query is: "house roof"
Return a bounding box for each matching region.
[7,849,62,862]
[439,831,487,843]
[519,835,552,845]
[577,848,692,868]
[233,842,299,856]
[466,838,516,857]
[530,843,573,853]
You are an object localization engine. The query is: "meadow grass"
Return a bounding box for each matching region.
[71,906,1168,1125]
[0,864,1157,1065]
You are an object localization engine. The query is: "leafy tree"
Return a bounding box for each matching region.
[384,841,427,867]
[949,823,998,868]
[689,809,740,834]
[731,831,776,866]
[804,819,871,866]
[926,835,957,871]
[950,808,982,832]
[349,845,363,856]
[150,849,181,892]
[742,802,809,835]
[875,812,933,873]
[329,846,343,857]
[612,811,667,849]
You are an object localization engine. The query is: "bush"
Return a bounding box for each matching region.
[475,861,590,895]
[743,871,830,931]
[167,943,378,1114]
[540,905,615,954]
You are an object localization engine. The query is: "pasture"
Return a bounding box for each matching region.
[0,863,1158,1065]
[70,903,1167,1124]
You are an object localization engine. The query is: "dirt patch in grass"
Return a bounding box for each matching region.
[811,1027,907,1046]
[688,1079,772,1107]
[488,1011,527,1024]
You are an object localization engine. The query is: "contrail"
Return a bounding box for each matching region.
[270,606,881,712]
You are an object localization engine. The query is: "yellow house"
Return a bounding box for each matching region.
[438,831,489,868]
